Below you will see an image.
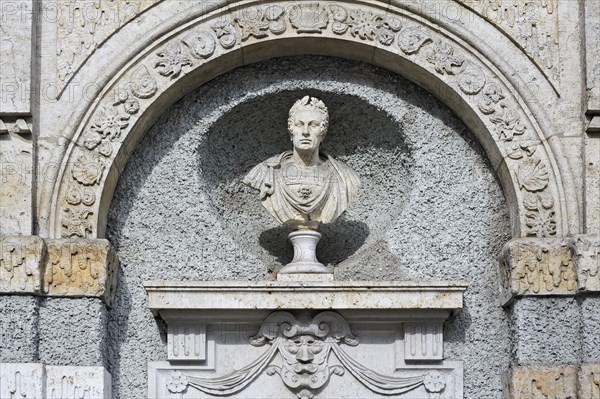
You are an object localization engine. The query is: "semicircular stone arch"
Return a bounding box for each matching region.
[49,0,573,240]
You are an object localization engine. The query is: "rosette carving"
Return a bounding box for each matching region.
[457,61,486,95]
[182,30,216,59]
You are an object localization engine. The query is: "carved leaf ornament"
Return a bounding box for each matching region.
[60,2,558,238]
[166,311,447,398]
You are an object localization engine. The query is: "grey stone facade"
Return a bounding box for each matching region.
[1,1,598,398]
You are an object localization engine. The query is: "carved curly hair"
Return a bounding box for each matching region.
[287,96,329,137]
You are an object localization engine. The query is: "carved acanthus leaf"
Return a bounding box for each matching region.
[155,42,194,78]
[426,41,464,75]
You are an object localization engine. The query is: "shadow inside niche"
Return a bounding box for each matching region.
[259,218,369,268]
[198,87,412,269]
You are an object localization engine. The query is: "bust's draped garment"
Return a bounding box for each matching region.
[243,151,360,226]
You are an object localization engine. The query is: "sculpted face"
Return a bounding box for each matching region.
[290,107,325,153]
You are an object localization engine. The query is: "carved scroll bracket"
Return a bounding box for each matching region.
[0,235,118,306]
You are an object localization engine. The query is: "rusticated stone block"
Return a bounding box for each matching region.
[0,235,45,293]
[43,239,118,306]
[499,238,576,305]
[571,234,600,291]
[503,366,577,399]
[579,364,600,399]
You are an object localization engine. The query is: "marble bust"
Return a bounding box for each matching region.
[243,96,361,230]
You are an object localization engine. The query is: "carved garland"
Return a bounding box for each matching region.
[163,311,447,399]
[60,2,558,238]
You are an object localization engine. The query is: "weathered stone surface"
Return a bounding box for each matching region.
[45,365,111,398]
[572,234,600,291]
[503,366,578,399]
[581,297,600,363]
[0,296,39,362]
[0,0,33,114]
[579,364,600,399]
[55,0,161,89]
[499,238,576,304]
[0,363,112,398]
[0,133,33,235]
[145,281,467,313]
[510,297,581,365]
[0,235,44,293]
[44,239,118,306]
[455,0,560,90]
[38,297,109,367]
[0,363,44,398]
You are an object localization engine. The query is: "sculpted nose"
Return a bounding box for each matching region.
[296,345,314,363]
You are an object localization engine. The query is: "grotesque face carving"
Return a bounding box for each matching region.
[283,335,327,374]
[278,334,332,391]
[289,107,325,153]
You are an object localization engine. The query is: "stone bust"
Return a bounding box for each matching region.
[243,96,360,230]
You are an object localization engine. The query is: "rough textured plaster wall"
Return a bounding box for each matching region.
[0,296,39,362]
[106,56,511,398]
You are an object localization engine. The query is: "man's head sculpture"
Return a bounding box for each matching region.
[287,96,329,141]
[243,96,361,274]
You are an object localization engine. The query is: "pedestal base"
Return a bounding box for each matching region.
[280,230,329,274]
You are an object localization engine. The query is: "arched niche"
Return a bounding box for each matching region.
[44,0,577,240]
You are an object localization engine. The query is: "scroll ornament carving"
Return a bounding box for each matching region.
[62,64,158,238]
[154,28,216,79]
[166,311,447,398]
[474,80,555,237]
[397,27,432,54]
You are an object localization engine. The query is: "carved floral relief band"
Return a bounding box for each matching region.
[52,1,570,240]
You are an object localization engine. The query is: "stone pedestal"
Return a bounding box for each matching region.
[281,230,328,274]
[145,280,467,399]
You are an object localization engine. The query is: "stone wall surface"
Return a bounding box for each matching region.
[106,56,512,399]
